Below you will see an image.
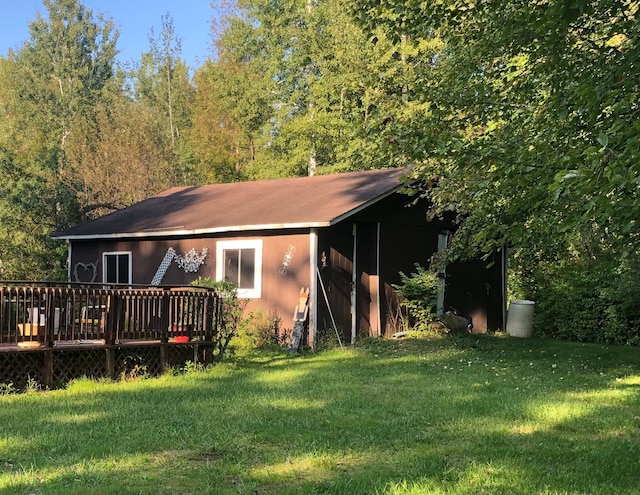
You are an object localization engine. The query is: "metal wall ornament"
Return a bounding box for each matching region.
[279,245,296,275]
[151,247,209,286]
[320,251,328,269]
[174,247,209,273]
[151,248,177,286]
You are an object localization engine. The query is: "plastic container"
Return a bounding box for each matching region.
[29,307,61,334]
[506,300,535,338]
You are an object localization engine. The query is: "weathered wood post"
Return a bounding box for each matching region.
[106,348,116,379]
[104,292,118,345]
[44,288,56,348]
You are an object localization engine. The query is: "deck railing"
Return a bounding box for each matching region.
[0,282,221,349]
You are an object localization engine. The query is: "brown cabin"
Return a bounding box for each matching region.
[52,168,506,347]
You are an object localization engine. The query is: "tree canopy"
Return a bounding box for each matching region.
[351,0,639,263]
[0,0,119,278]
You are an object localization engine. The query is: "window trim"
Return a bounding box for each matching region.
[102,251,132,286]
[216,239,263,298]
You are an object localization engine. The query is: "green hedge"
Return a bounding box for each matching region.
[531,259,640,346]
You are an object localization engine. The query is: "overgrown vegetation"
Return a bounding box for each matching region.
[0,334,637,494]
[236,309,286,350]
[191,276,247,361]
[192,276,288,352]
[515,256,640,346]
[391,263,439,332]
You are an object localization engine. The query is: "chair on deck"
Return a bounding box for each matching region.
[77,305,107,338]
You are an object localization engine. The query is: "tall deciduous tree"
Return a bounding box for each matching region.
[190,58,270,182]
[352,0,639,262]
[210,0,382,179]
[131,13,195,184]
[63,95,176,220]
[0,0,118,279]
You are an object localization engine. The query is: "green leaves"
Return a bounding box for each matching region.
[0,0,120,278]
[352,0,640,264]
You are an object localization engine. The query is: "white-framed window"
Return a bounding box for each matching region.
[103,251,132,285]
[216,239,263,298]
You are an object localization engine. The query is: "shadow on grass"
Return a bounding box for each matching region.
[0,334,638,494]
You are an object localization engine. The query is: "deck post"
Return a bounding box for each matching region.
[105,293,117,345]
[161,289,170,343]
[44,289,55,348]
[204,294,215,341]
[105,348,115,379]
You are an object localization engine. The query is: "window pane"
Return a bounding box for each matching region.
[239,248,255,289]
[106,256,117,283]
[105,253,130,284]
[117,254,129,284]
[216,240,262,299]
[224,250,240,286]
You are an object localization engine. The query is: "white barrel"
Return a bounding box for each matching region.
[506,300,535,337]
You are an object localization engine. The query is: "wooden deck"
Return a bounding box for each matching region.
[0,283,223,389]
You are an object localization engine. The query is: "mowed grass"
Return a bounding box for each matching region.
[0,333,638,495]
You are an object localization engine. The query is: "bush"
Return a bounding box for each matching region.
[530,258,640,345]
[191,276,247,361]
[314,325,345,351]
[391,263,439,332]
[237,309,284,349]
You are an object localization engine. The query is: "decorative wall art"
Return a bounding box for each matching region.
[175,247,209,273]
[73,261,98,285]
[150,247,209,286]
[151,248,177,286]
[279,245,296,275]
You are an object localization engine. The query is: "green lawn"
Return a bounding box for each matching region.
[0,333,638,494]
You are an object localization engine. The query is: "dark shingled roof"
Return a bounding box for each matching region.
[53,168,410,240]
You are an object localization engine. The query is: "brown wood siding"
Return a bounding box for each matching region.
[70,232,312,340]
[444,249,505,333]
[376,221,505,334]
[255,232,310,334]
[378,223,441,335]
[355,223,378,338]
[70,239,214,286]
[317,223,353,343]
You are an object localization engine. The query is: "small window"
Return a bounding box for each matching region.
[216,240,262,298]
[103,252,132,285]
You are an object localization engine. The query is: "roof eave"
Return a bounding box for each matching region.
[52,221,333,241]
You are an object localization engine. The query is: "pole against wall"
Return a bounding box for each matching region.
[316,266,344,350]
[309,229,319,349]
[351,223,357,343]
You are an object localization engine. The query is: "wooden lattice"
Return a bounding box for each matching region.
[53,349,107,385]
[115,346,162,378]
[0,351,44,389]
[0,343,217,390]
[166,345,197,367]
